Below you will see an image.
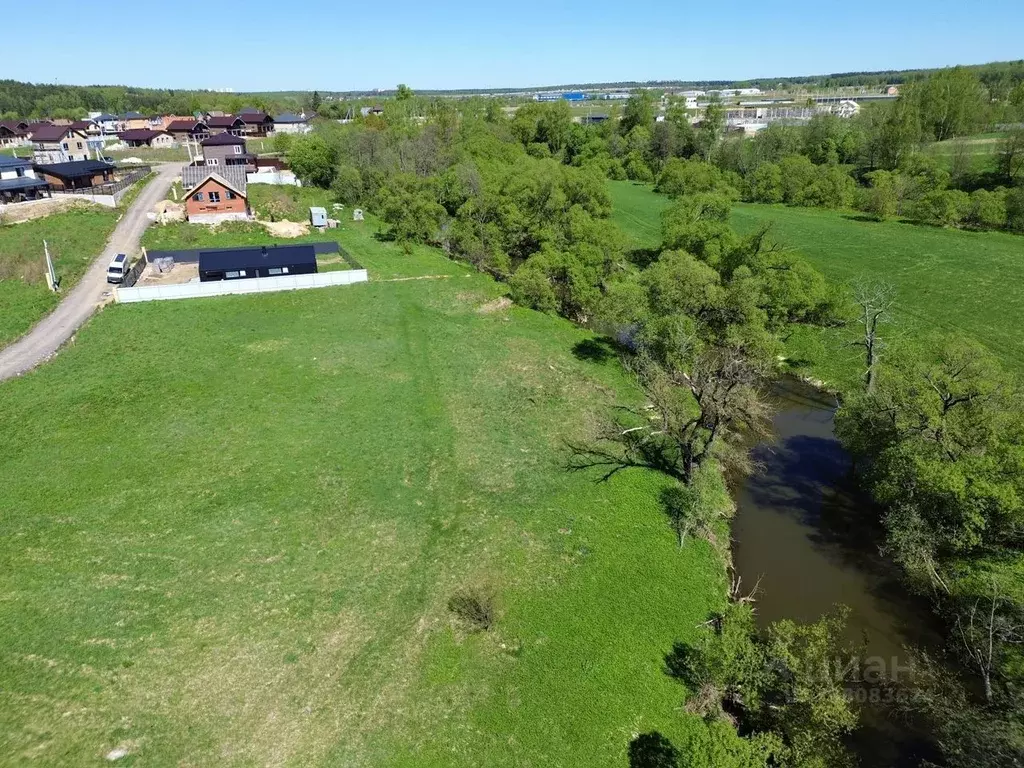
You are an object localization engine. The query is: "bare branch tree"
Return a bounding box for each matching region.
[850,280,895,394]
[954,578,1023,705]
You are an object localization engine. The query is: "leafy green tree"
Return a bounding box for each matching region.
[330,164,363,205]
[696,96,725,161]
[916,189,970,227]
[1006,187,1024,232]
[909,66,988,141]
[395,83,414,101]
[656,158,736,199]
[861,169,899,219]
[966,188,1007,229]
[621,90,656,134]
[747,162,783,203]
[287,134,338,187]
[996,129,1024,186]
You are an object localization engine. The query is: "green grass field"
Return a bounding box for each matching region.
[1,201,727,765]
[0,204,121,348]
[608,180,1024,386]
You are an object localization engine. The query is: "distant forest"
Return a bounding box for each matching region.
[3,60,1024,118]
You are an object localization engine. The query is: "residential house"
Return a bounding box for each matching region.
[206,115,246,135]
[157,115,194,130]
[0,120,31,147]
[360,106,384,117]
[198,244,317,282]
[0,155,49,203]
[181,164,246,191]
[119,129,174,148]
[273,112,311,134]
[31,125,91,164]
[238,111,274,136]
[92,113,120,135]
[121,112,149,131]
[25,120,53,138]
[34,160,117,190]
[200,133,256,171]
[165,119,210,143]
[185,171,249,223]
[69,119,97,136]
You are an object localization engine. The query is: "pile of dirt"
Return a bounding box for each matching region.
[261,219,309,238]
[153,200,185,223]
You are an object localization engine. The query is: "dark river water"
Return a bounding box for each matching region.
[731,377,944,765]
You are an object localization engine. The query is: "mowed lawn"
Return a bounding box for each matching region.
[608,181,1024,383]
[0,222,724,764]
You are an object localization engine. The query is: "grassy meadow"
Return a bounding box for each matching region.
[0,204,121,348]
[0,195,726,765]
[608,180,1024,387]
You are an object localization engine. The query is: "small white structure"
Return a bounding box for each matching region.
[310,206,327,228]
[352,208,364,221]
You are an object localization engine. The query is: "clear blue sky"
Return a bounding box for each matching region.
[7,0,1023,92]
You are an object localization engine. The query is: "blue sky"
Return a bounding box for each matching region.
[7,0,1023,92]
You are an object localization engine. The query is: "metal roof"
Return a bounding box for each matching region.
[0,177,48,191]
[274,113,307,123]
[31,124,74,142]
[0,155,32,168]
[119,129,166,141]
[181,165,247,192]
[201,132,245,146]
[198,244,317,273]
[35,160,117,178]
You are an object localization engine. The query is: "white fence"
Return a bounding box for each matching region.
[115,269,368,303]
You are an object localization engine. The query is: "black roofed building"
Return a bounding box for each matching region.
[0,156,50,203]
[198,244,318,282]
[34,160,118,190]
[238,111,274,136]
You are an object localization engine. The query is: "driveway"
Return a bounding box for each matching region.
[0,163,178,382]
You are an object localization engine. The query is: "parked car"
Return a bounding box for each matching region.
[106,253,130,284]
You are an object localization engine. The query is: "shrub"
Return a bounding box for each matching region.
[1007,187,1024,233]
[916,189,970,228]
[966,188,1007,230]
[447,584,497,631]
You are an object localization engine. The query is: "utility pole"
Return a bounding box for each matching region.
[43,240,58,292]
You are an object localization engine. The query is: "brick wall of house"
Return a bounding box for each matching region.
[186,178,248,218]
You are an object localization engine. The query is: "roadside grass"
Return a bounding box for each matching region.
[0,174,156,350]
[0,217,725,764]
[0,205,119,347]
[607,181,1024,387]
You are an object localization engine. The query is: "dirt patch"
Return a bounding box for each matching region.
[478,297,513,314]
[0,197,99,224]
[137,261,199,286]
[152,200,185,223]
[261,220,309,238]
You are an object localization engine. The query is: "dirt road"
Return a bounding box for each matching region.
[0,163,178,382]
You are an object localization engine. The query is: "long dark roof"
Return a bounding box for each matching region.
[239,112,271,123]
[0,155,32,169]
[119,129,166,141]
[198,244,317,273]
[31,124,74,142]
[201,132,245,146]
[35,160,116,179]
[69,120,94,131]
[0,177,48,191]
[273,112,307,123]
[207,115,244,128]
[166,119,206,132]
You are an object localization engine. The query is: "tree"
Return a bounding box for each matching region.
[569,347,771,486]
[660,469,724,549]
[861,170,899,220]
[954,579,1023,704]
[910,66,988,141]
[395,83,414,101]
[996,129,1024,186]
[747,163,783,203]
[850,280,894,394]
[309,90,322,112]
[621,90,656,134]
[287,134,338,187]
[696,96,725,162]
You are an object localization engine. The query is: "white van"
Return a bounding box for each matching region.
[106,253,130,284]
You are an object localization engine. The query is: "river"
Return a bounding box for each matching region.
[731,377,943,766]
